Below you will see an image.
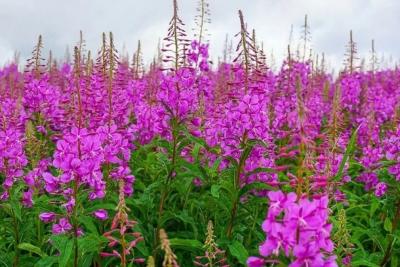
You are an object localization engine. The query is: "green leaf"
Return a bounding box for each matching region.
[182,128,208,147]
[247,138,268,147]
[211,158,222,173]
[169,238,203,252]
[384,217,392,232]
[228,240,248,264]
[167,211,198,237]
[34,256,58,267]
[239,182,275,197]
[0,203,12,216]
[79,253,94,267]
[240,143,255,164]
[156,139,172,151]
[59,239,74,267]
[78,215,99,235]
[370,198,380,218]
[10,198,22,222]
[85,203,116,212]
[391,255,398,267]
[219,179,237,202]
[18,243,47,258]
[180,161,206,180]
[78,234,107,253]
[50,235,74,267]
[211,185,221,198]
[136,241,150,257]
[49,235,68,251]
[192,143,202,161]
[334,126,360,181]
[352,260,379,267]
[225,156,239,168]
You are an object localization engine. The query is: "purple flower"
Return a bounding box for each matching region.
[62,197,76,212]
[375,182,387,197]
[193,177,202,187]
[255,191,336,265]
[77,228,84,237]
[21,190,33,208]
[267,191,296,217]
[43,172,59,193]
[93,209,108,220]
[39,212,56,223]
[259,231,294,257]
[342,254,352,266]
[247,256,265,267]
[36,125,47,134]
[388,164,400,181]
[357,172,379,191]
[289,244,324,267]
[52,218,72,235]
[324,256,339,267]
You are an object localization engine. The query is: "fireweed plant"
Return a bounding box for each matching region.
[0,1,400,266]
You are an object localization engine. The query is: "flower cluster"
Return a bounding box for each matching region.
[0,128,28,200]
[187,40,210,72]
[43,127,105,200]
[384,125,400,181]
[248,191,337,267]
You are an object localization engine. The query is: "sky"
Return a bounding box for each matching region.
[0,0,399,71]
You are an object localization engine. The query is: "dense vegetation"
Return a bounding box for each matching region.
[0,0,399,266]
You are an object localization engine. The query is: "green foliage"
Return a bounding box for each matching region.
[2,121,400,267]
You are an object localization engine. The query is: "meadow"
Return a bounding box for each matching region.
[0,0,399,266]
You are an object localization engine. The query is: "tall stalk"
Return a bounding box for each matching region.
[238,10,250,94]
[154,116,179,260]
[11,209,20,267]
[72,46,84,267]
[226,132,248,238]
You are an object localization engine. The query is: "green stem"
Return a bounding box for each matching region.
[380,200,400,266]
[226,199,239,239]
[72,123,84,267]
[72,179,79,267]
[12,210,20,267]
[154,119,179,261]
[158,125,178,219]
[182,183,192,209]
[226,139,247,239]
[246,208,259,246]
[37,215,42,246]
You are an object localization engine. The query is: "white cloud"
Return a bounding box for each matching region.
[0,0,398,70]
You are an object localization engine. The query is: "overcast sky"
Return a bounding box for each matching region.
[0,0,399,71]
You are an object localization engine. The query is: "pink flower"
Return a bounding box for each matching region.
[267,191,296,217]
[342,255,352,266]
[375,182,387,197]
[52,218,72,235]
[43,172,59,193]
[247,256,265,267]
[254,191,336,265]
[93,209,108,220]
[21,190,33,208]
[39,212,56,223]
[289,244,324,267]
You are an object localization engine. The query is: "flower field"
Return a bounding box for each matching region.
[1,1,400,266]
